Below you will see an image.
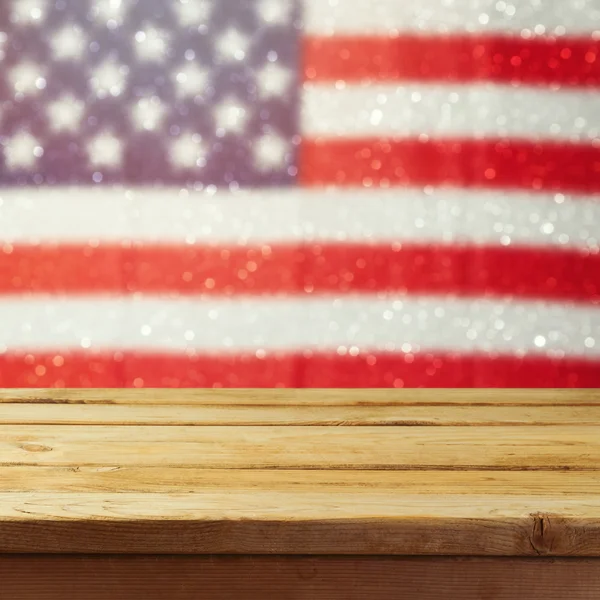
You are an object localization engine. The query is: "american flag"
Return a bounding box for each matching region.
[0,0,599,388]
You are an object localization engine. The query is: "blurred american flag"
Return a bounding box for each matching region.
[0,0,599,388]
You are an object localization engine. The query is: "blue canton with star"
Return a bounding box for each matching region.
[0,0,300,187]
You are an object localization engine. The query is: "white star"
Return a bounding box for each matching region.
[214,97,249,136]
[91,0,129,27]
[254,132,289,171]
[255,62,292,99]
[169,132,207,170]
[257,0,292,24]
[11,0,48,25]
[3,131,43,170]
[87,132,123,168]
[90,59,129,98]
[47,95,85,133]
[9,61,46,95]
[215,28,250,62]
[173,62,209,98]
[174,0,212,27]
[134,27,170,62]
[131,96,166,131]
[51,25,87,61]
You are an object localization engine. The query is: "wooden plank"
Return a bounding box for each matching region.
[2,556,600,600]
[3,466,600,495]
[2,390,599,559]
[2,491,600,554]
[3,403,600,425]
[2,388,600,406]
[1,424,598,469]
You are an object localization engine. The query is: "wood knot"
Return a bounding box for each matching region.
[530,513,557,555]
[296,561,318,581]
[19,443,52,453]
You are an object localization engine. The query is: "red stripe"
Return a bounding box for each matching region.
[2,244,599,301]
[303,35,600,85]
[300,138,600,192]
[0,351,599,388]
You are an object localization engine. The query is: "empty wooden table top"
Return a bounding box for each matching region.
[1,388,600,556]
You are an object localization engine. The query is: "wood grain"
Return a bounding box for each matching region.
[3,466,600,494]
[2,402,600,425]
[2,388,600,405]
[2,556,600,600]
[2,491,600,554]
[2,388,600,557]
[1,424,598,468]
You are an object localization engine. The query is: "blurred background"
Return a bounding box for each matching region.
[0,0,599,388]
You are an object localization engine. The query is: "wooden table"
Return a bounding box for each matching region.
[1,389,600,599]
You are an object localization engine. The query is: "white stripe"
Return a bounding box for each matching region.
[0,187,598,251]
[0,296,598,356]
[304,0,600,36]
[303,83,600,141]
